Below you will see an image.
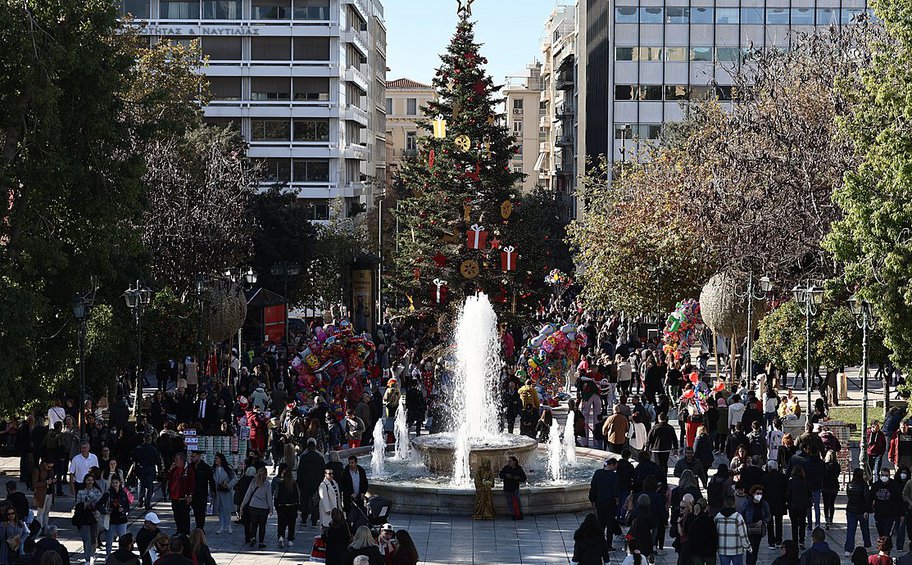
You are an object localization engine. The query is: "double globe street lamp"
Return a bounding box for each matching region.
[123,281,153,419]
[848,295,874,472]
[791,282,825,413]
[71,292,96,439]
[733,273,772,391]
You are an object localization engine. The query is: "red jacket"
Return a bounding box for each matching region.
[168,463,195,501]
[888,431,912,465]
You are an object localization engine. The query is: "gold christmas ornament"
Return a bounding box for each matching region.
[500,199,513,219]
[463,204,472,222]
[454,135,472,152]
[460,259,480,279]
[432,118,447,138]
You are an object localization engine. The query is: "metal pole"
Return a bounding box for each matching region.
[746,273,753,391]
[861,313,869,473]
[79,320,86,440]
[197,283,204,383]
[132,306,142,420]
[805,306,812,413]
[378,196,383,332]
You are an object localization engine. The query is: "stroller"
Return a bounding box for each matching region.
[350,494,393,531]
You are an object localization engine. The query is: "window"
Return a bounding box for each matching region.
[666,7,689,23]
[616,47,635,61]
[615,85,636,101]
[715,8,739,23]
[120,0,150,18]
[690,85,714,100]
[207,76,241,100]
[251,77,291,101]
[293,160,330,182]
[691,7,713,23]
[766,8,789,24]
[204,117,240,131]
[405,132,417,153]
[293,119,330,142]
[665,47,688,62]
[293,0,330,20]
[716,47,742,62]
[816,8,838,24]
[252,0,290,19]
[665,85,689,100]
[841,8,863,23]
[251,120,291,141]
[615,6,638,22]
[740,7,763,23]
[160,0,198,18]
[791,7,814,24]
[201,37,241,60]
[385,98,392,114]
[293,77,330,101]
[515,144,523,155]
[293,37,330,60]
[716,86,734,100]
[513,99,524,110]
[640,47,663,60]
[252,37,291,60]
[513,121,523,134]
[260,158,291,183]
[202,0,240,18]
[640,85,662,100]
[160,36,198,51]
[513,166,524,174]
[406,98,417,115]
[691,47,713,61]
[614,124,633,138]
[640,7,663,23]
[310,203,330,220]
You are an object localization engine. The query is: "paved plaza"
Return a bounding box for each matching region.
[1,374,892,564]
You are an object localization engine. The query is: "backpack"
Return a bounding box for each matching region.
[748,432,765,458]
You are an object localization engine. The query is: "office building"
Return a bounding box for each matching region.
[119,0,387,220]
[384,78,436,181]
[503,62,544,195]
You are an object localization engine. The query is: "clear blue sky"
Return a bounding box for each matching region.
[384,0,563,87]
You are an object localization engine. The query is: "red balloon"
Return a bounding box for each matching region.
[689,372,700,383]
[714,380,726,392]
[683,389,695,399]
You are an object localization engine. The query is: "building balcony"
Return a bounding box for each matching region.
[342,28,369,56]
[344,65,370,92]
[555,103,575,119]
[342,143,369,160]
[556,72,574,91]
[343,104,369,126]
[556,134,574,148]
[342,0,370,21]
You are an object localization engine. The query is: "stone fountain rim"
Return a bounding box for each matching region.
[410,433,539,453]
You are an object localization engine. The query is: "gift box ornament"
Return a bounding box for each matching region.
[500,245,517,271]
[431,278,449,304]
[466,223,488,249]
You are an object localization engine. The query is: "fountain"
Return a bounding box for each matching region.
[370,419,385,477]
[563,413,578,465]
[412,294,538,480]
[357,293,607,515]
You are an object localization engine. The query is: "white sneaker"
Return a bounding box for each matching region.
[278,537,285,548]
[215,528,223,534]
[287,540,294,548]
[227,526,233,534]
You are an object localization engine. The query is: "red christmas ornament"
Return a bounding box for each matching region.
[466,224,489,249]
[473,81,486,95]
[429,149,435,168]
[430,278,449,305]
[489,237,501,250]
[413,268,421,281]
[432,253,447,267]
[500,246,517,271]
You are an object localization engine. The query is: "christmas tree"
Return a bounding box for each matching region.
[392,13,525,317]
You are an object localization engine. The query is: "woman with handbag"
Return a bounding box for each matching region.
[97,476,130,557]
[240,466,273,548]
[0,506,28,565]
[212,453,237,534]
[73,474,102,565]
[273,465,301,548]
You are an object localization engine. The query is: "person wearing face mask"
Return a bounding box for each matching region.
[738,485,771,565]
[900,466,912,554]
[869,469,902,543]
[889,420,912,470]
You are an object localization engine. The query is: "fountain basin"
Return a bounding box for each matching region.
[347,445,608,516]
[412,433,539,475]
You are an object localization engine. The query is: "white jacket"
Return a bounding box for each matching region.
[318,478,342,527]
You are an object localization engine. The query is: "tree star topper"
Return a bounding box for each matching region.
[457,0,474,17]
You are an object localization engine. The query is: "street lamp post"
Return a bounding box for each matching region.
[849,295,874,473]
[792,282,824,413]
[123,280,153,420]
[195,275,208,380]
[271,261,300,346]
[71,293,94,440]
[734,273,772,391]
[224,268,257,391]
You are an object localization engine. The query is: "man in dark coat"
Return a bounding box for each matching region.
[189,450,214,531]
[296,438,326,526]
[109,397,130,432]
[340,455,370,521]
[498,456,528,521]
[589,458,620,545]
[761,460,788,549]
[34,525,69,565]
[632,450,661,494]
[798,527,840,565]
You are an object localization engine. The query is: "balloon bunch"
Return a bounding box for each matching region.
[522,323,588,406]
[289,320,376,418]
[662,299,704,361]
[679,373,727,415]
[543,269,573,295]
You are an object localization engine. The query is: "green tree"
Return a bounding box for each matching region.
[826,2,912,372]
[143,288,196,363]
[392,15,523,316]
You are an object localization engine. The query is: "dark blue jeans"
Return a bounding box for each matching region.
[876,516,895,540]
[845,511,871,553]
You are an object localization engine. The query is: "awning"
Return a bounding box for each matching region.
[534,153,545,171]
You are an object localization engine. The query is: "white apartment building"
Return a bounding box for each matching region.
[503,62,544,195]
[119,0,387,220]
[580,0,870,169]
[384,78,436,182]
[539,4,578,221]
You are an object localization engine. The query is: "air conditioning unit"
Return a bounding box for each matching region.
[513,108,524,115]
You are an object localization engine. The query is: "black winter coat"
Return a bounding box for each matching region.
[845,479,871,515]
[786,476,811,513]
[760,470,788,515]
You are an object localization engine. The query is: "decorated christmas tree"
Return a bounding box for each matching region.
[392,10,525,316]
